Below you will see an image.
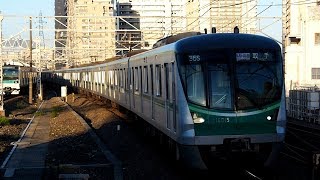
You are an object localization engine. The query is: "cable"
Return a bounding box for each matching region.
[240,4,272,28]
[258,0,320,6]
[221,4,257,29]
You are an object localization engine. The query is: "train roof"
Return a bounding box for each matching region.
[49,33,281,72]
[174,33,281,53]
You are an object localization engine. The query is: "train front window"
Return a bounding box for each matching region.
[208,64,232,109]
[3,69,19,80]
[185,64,206,106]
[235,52,282,110]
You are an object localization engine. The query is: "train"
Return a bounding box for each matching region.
[43,32,286,169]
[2,64,37,95]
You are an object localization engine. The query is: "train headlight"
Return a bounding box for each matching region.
[192,113,205,124]
[267,116,272,121]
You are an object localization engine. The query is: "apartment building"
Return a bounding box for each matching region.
[65,0,116,65]
[116,0,187,55]
[283,0,320,94]
[60,0,257,64]
[116,0,257,54]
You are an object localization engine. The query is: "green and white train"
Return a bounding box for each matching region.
[45,33,286,168]
[2,65,36,95]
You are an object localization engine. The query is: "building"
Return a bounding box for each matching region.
[116,0,188,55]
[186,0,257,34]
[115,0,257,55]
[55,0,67,58]
[283,0,320,95]
[61,0,257,64]
[65,0,116,65]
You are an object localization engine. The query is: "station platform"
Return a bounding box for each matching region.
[1,99,59,179]
[0,96,122,180]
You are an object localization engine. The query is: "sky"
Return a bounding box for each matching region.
[0,0,283,43]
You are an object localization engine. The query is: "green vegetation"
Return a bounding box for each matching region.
[51,106,61,118]
[35,111,45,117]
[0,116,10,126]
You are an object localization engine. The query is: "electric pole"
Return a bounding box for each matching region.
[0,14,5,116]
[29,16,33,104]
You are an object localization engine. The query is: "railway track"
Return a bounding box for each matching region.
[284,120,320,165]
[3,95,23,103]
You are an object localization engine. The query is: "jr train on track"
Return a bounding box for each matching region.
[2,64,37,95]
[43,32,286,168]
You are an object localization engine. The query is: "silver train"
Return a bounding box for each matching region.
[44,33,286,169]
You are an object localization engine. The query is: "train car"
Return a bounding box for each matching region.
[45,32,286,169]
[2,65,21,95]
[2,64,37,95]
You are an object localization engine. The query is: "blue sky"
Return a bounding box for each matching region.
[0,0,283,42]
[0,0,54,16]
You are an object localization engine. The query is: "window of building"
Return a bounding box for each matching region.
[315,33,320,45]
[312,68,320,79]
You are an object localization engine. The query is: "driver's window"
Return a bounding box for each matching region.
[209,64,231,109]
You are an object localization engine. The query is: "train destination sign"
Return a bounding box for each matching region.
[236,52,273,62]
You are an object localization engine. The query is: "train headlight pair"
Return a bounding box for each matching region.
[192,112,205,124]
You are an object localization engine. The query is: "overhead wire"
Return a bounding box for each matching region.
[258,0,319,6]
[240,4,272,29]
[221,4,257,30]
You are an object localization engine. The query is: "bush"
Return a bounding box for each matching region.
[0,117,10,126]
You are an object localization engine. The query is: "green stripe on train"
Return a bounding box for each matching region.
[190,102,280,135]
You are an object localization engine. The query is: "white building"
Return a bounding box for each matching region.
[283,0,320,95]
[116,0,257,51]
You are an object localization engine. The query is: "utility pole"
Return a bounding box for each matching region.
[0,13,5,116]
[29,16,33,104]
[37,11,45,101]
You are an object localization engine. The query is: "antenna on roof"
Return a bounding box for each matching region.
[234,26,239,34]
[212,27,216,34]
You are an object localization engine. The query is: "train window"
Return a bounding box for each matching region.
[143,66,148,93]
[155,64,162,97]
[112,70,115,87]
[115,69,118,87]
[150,65,154,97]
[131,67,134,90]
[209,64,232,109]
[185,64,206,106]
[164,63,169,100]
[140,66,142,93]
[120,69,123,88]
[135,67,139,91]
[124,68,127,90]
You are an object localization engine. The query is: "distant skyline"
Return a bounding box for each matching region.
[0,0,283,42]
